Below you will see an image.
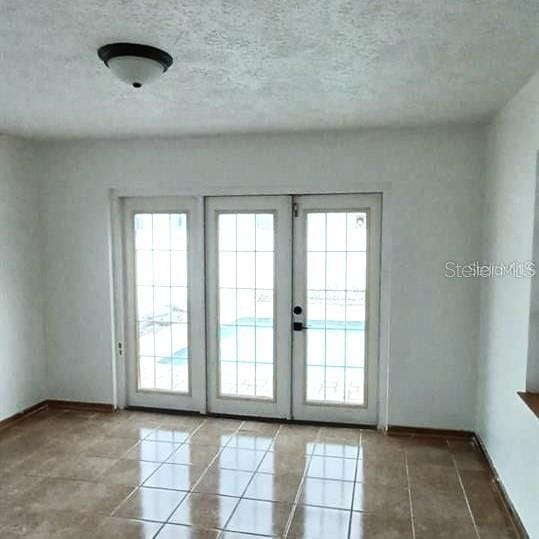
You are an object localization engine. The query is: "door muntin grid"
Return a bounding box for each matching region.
[216,211,276,400]
[304,210,369,406]
[133,212,191,394]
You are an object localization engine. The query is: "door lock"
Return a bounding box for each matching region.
[293,306,304,331]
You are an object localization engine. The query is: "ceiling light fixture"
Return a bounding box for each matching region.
[97,43,173,88]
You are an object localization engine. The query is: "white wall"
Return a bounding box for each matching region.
[0,136,46,421]
[527,199,539,392]
[35,126,483,430]
[477,71,539,536]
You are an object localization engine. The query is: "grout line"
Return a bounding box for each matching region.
[218,423,283,537]
[404,446,416,539]
[281,426,321,537]
[451,445,481,539]
[138,416,211,539]
[346,430,363,539]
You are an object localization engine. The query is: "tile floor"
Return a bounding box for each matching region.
[0,409,518,538]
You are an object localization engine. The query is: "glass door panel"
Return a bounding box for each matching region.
[292,195,381,424]
[218,213,275,399]
[206,196,292,418]
[124,197,205,411]
[305,211,367,405]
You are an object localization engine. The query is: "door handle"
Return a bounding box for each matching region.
[293,305,304,331]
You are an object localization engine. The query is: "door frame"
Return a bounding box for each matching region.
[122,196,207,412]
[109,186,391,429]
[205,195,293,418]
[291,194,381,424]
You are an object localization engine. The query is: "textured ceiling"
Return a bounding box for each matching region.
[0,0,538,138]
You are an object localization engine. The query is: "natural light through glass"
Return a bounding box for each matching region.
[218,213,274,399]
[305,211,367,405]
[134,213,189,393]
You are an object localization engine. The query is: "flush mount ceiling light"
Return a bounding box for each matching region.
[97,43,173,88]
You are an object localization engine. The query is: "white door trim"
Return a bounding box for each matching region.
[122,196,206,412]
[291,194,382,424]
[205,195,292,418]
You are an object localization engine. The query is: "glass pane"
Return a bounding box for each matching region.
[153,214,170,250]
[256,214,274,251]
[305,210,368,405]
[135,214,152,250]
[307,213,326,251]
[217,212,275,399]
[237,214,255,251]
[134,212,189,394]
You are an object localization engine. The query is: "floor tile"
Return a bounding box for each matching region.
[414,517,477,539]
[352,483,411,517]
[406,442,454,467]
[312,440,359,459]
[460,470,513,527]
[317,426,361,444]
[477,525,518,538]
[85,436,139,458]
[167,444,221,467]
[258,451,311,474]
[114,486,186,522]
[144,429,191,443]
[0,509,101,538]
[194,467,253,497]
[215,447,266,471]
[187,429,234,447]
[124,440,179,462]
[288,505,350,539]
[306,455,357,481]
[243,472,303,503]
[0,410,521,539]
[104,425,157,440]
[102,459,161,487]
[299,477,354,509]
[169,493,238,529]
[45,454,117,481]
[238,421,280,436]
[226,433,274,451]
[72,481,136,514]
[407,463,462,492]
[225,498,292,536]
[24,478,130,515]
[411,483,473,524]
[94,517,163,538]
[355,458,408,487]
[144,463,205,490]
[157,523,220,538]
[349,512,413,538]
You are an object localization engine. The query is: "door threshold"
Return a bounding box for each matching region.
[125,405,377,430]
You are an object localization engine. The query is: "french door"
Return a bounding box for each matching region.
[205,196,292,418]
[123,194,381,424]
[292,195,380,424]
[123,197,206,411]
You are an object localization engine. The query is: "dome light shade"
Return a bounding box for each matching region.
[97,43,173,88]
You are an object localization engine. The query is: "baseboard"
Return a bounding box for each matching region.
[386,424,475,439]
[0,399,115,434]
[0,400,49,432]
[46,399,115,413]
[474,435,529,539]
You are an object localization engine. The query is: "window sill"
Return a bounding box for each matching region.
[518,392,539,418]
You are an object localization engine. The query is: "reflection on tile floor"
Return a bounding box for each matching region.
[0,409,518,538]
